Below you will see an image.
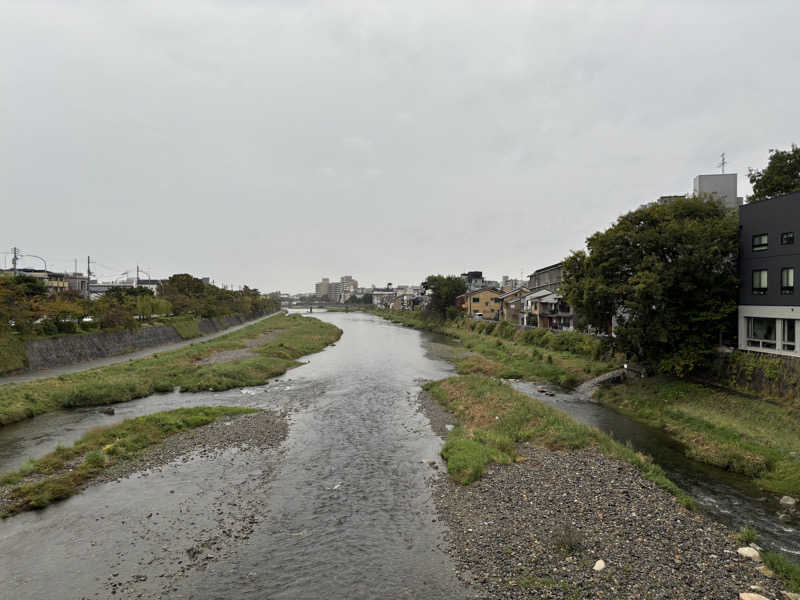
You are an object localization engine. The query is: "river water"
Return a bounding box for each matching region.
[0,311,469,599]
[0,311,797,599]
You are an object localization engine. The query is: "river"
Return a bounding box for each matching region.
[0,311,796,599]
[0,311,470,599]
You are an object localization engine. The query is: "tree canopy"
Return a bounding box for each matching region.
[423,275,466,319]
[748,144,800,202]
[562,196,739,376]
[1,272,279,337]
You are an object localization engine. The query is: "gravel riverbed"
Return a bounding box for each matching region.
[93,410,289,598]
[419,391,788,599]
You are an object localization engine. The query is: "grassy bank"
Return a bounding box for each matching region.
[0,406,256,516]
[596,377,800,496]
[378,310,620,388]
[0,314,341,426]
[426,374,693,508]
[168,315,204,339]
[0,334,27,374]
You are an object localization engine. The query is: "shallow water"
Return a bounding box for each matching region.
[0,311,469,599]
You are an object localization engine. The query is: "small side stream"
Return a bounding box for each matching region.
[510,380,800,557]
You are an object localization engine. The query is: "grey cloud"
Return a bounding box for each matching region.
[2,1,799,292]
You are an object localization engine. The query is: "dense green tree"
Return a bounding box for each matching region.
[748,144,800,202]
[345,293,373,305]
[562,196,738,375]
[423,275,466,319]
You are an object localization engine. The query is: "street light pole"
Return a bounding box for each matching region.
[24,254,47,272]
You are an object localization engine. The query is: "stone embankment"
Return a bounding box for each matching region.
[22,311,266,371]
[420,392,792,599]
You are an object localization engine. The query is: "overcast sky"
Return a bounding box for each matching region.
[2,1,799,293]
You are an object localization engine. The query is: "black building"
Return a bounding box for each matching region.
[738,191,800,354]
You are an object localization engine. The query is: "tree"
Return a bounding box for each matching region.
[748,144,800,202]
[423,275,466,319]
[562,196,738,376]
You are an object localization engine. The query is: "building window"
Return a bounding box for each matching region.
[752,234,768,252]
[782,268,795,295]
[783,320,796,352]
[746,317,776,349]
[752,270,768,295]
[782,232,795,245]
[472,297,479,303]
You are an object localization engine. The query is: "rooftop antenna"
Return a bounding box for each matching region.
[717,152,727,174]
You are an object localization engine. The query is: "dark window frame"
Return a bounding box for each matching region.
[752,233,768,252]
[782,232,795,246]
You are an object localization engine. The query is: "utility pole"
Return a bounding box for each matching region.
[136,265,139,287]
[86,256,92,299]
[718,152,727,174]
[12,247,18,276]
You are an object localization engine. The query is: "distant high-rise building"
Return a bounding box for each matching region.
[693,173,743,210]
[315,278,330,298]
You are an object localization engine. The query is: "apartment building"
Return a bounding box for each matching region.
[738,191,800,356]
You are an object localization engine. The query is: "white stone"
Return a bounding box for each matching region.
[739,594,769,600]
[780,495,797,508]
[737,547,761,561]
[782,592,800,600]
[592,559,606,572]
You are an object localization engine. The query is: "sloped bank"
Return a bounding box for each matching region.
[0,314,342,426]
[22,311,267,372]
[422,376,789,598]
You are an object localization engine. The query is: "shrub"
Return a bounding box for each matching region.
[55,320,78,334]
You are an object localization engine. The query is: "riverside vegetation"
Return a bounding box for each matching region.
[425,375,693,508]
[375,310,690,505]
[378,309,620,388]
[382,309,800,497]
[0,272,281,375]
[0,406,257,516]
[0,313,341,425]
[596,376,800,496]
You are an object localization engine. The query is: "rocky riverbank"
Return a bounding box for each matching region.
[94,410,288,487]
[420,391,790,599]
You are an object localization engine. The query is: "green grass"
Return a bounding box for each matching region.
[0,406,256,516]
[734,526,757,544]
[596,376,800,496]
[0,314,341,426]
[169,316,203,339]
[426,375,694,508]
[0,334,28,375]
[377,310,620,388]
[763,551,800,593]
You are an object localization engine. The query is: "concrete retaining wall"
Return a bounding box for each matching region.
[23,312,263,371]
